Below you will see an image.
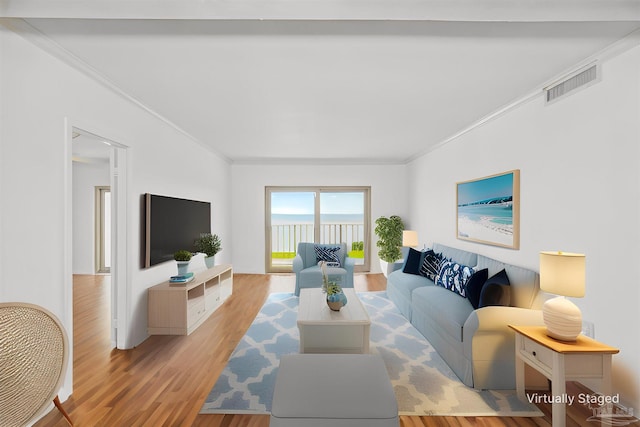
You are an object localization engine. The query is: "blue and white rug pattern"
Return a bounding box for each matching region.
[200,292,542,417]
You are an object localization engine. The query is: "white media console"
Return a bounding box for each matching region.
[147,264,233,335]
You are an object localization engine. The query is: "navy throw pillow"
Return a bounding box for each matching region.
[402,248,425,275]
[419,250,443,281]
[479,269,511,307]
[466,268,489,309]
[314,245,342,267]
[435,261,474,298]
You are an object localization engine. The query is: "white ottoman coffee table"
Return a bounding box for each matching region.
[270,354,399,427]
[297,288,371,354]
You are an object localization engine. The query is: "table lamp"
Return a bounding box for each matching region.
[539,251,586,341]
[402,230,419,248]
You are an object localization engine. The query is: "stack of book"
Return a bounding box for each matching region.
[170,272,194,284]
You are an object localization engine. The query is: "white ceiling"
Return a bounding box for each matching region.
[6,2,640,164]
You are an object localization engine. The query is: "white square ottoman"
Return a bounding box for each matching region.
[270,354,399,427]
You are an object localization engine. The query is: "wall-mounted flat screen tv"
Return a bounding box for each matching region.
[143,193,211,268]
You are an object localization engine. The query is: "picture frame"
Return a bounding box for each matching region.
[456,169,520,249]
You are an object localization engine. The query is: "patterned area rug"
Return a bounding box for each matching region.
[200,292,543,417]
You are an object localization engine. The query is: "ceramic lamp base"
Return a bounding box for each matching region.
[542,296,582,341]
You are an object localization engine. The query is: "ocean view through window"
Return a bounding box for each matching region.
[266,187,370,272]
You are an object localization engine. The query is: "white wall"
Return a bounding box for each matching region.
[407,44,640,409]
[0,25,232,401]
[72,160,110,274]
[231,163,408,273]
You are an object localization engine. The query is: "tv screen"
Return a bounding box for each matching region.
[143,193,211,268]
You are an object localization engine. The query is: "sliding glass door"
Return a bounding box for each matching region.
[266,187,370,273]
[269,191,316,270]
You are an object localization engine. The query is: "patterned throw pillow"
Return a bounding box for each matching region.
[314,245,342,267]
[435,261,475,298]
[419,250,444,281]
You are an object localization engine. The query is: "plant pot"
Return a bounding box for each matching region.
[379,260,398,278]
[327,299,343,311]
[176,261,190,276]
[204,255,215,269]
[326,291,348,311]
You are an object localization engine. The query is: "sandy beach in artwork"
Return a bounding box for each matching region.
[457,215,513,246]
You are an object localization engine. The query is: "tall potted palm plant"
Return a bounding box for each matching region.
[374,215,404,277]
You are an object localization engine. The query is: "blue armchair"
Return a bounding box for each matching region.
[292,242,355,296]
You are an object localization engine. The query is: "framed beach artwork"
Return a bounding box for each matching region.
[456,169,520,249]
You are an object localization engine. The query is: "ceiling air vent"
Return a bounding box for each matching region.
[545,64,598,104]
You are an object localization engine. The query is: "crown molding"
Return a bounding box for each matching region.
[408,27,640,163]
[231,156,407,166]
[2,0,640,21]
[0,17,232,164]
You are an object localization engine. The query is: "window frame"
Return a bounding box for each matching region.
[265,186,371,273]
[95,186,111,274]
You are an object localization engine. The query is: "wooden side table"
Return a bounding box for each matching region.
[509,325,619,427]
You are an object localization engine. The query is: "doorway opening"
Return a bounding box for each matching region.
[70,125,128,351]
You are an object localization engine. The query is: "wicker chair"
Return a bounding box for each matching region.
[0,302,73,426]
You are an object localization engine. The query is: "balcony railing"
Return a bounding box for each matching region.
[271,223,365,265]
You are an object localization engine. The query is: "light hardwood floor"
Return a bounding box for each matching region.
[35,273,571,427]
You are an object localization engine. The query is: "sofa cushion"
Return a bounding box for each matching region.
[411,286,474,342]
[476,255,539,309]
[435,261,474,298]
[387,269,432,306]
[299,265,347,285]
[432,243,478,269]
[314,245,342,267]
[403,248,425,275]
[466,268,489,309]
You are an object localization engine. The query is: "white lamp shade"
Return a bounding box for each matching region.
[539,251,585,297]
[402,230,419,248]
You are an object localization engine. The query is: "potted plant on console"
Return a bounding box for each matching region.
[374,215,404,277]
[174,250,193,276]
[195,233,222,269]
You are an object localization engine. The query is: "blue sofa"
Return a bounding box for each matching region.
[386,243,546,390]
[293,242,355,296]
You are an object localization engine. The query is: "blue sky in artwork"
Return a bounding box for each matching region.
[457,173,514,205]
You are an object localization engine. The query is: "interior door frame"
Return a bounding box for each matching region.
[65,119,130,351]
